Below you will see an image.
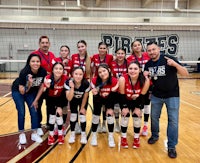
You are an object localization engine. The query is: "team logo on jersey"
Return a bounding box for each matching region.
[74,91,84,98]
[32,77,43,87]
[148,66,166,77]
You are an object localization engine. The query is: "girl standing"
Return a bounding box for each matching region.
[91,42,113,77]
[54,45,72,76]
[71,40,91,79]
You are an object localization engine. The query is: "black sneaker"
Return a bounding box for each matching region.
[148,137,158,144]
[168,148,177,158]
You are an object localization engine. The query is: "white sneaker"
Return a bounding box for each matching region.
[91,133,97,146]
[97,123,102,133]
[75,123,81,134]
[31,133,43,143]
[102,123,107,133]
[19,133,27,144]
[68,132,75,144]
[108,135,115,148]
[141,125,148,136]
[114,123,121,133]
[37,128,44,136]
[80,133,87,144]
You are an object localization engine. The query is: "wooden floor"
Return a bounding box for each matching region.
[0,73,200,163]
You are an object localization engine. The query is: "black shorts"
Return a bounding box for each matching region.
[125,99,137,112]
[93,92,117,115]
[46,94,68,115]
[70,97,89,114]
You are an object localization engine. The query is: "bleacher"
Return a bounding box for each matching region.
[180,61,200,73]
[184,64,197,73]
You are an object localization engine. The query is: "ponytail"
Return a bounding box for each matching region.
[85,52,91,78]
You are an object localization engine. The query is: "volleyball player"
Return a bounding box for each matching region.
[127,40,151,136]
[118,61,149,148]
[90,63,118,147]
[54,45,72,76]
[32,62,68,145]
[91,42,113,77]
[90,42,113,133]
[110,47,128,132]
[70,40,91,134]
[71,40,91,79]
[65,66,90,144]
[54,45,72,134]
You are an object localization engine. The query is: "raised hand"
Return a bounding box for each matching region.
[69,79,75,88]
[44,78,51,88]
[91,87,99,95]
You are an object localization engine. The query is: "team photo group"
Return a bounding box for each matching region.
[12,35,188,159]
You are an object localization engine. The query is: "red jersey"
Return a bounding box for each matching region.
[53,57,72,76]
[111,60,128,78]
[31,49,56,74]
[44,74,68,97]
[127,52,150,71]
[91,54,113,76]
[71,53,86,69]
[123,74,142,100]
[91,76,118,98]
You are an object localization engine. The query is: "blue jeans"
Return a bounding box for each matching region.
[12,91,39,131]
[150,95,179,149]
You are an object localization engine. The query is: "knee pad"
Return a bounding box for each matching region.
[49,114,56,125]
[106,116,114,124]
[62,106,68,114]
[79,114,86,123]
[92,114,100,124]
[70,113,77,122]
[144,105,150,114]
[133,117,141,128]
[121,116,129,127]
[56,116,63,125]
